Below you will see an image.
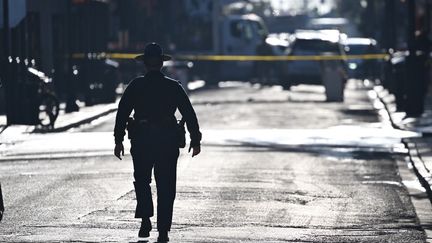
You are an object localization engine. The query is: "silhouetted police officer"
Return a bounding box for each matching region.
[114,43,201,241]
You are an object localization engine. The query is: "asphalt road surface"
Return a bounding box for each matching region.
[0,81,426,242]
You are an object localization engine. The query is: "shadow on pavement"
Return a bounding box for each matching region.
[340,108,378,117]
[205,141,395,161]
[286,99,327,104]
[192,99,290,106]
[129,240,170,243]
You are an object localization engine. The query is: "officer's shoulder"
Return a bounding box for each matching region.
[126,76,145,87]
[163,76,181,86]
[130,76,146,84]
[122,77,143,94]
[163,75,179,83]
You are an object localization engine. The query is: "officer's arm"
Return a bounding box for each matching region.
[176,83,202,147]
[114,83,134,144]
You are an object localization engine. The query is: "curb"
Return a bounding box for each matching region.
[403,139,432,204]
[42,107,118,133]
[33,83,206,134]
[48,84,206,133]
[373,86,401,130]
[372,85,432,202]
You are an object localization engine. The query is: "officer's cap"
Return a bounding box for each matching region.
[135,43,172,62]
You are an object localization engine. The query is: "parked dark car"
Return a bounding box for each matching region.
[75,58,119,106]
[3,60,60,127]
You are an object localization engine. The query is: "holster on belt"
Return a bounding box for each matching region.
[126,117,137,139]
[177,118,186,148]
[127,116,186,148]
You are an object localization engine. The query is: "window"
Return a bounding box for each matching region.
[293,39,341,54]
[243,21,253,41]
[250,20,268,39]
[230,20,242,38]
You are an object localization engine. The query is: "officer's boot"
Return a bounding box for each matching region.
[139,218,151,238]
[158,231,169,242]
[134,182,153,237]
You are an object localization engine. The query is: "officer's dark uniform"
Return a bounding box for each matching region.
[114,70,201,232]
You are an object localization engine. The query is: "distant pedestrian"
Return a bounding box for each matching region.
[113,43,201,242]
[255,35,274,84]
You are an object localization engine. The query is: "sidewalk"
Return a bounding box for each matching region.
[374,85,432,199]
[0,101,118,137]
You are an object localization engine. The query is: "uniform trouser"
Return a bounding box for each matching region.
[130,132,179,232]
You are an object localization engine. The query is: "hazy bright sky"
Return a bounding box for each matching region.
[270,0,336,15]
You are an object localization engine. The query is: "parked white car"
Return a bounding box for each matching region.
[281,30,347,90]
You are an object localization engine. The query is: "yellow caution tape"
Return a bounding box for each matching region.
[107,53,139,59]
[72,53,389,61]
[72,53,86,59]
[175,54,389,61]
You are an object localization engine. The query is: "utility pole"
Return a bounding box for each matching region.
[2,0,14,125]
[405,0,426,117]
[407,0,416,55]
[212,0,220,54]
[65,0,79,113]
[381,0,396,96]
[426,0,431,36]
[406,0,417,116]
[384,0,396,50]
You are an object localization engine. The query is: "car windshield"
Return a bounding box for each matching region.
[292,39,340,54]
[346,44,372,55]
